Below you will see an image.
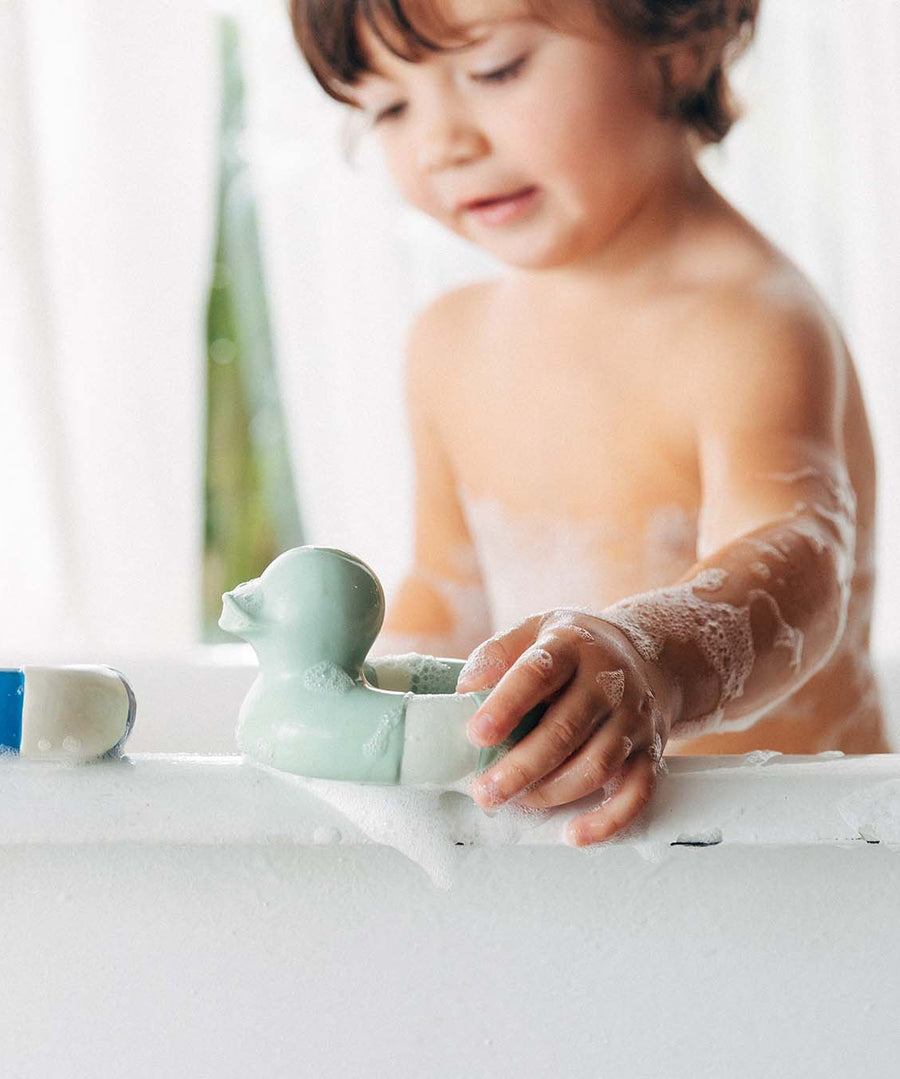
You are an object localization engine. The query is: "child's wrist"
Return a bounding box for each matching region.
[655,637,721,737]
[594,615,714,737]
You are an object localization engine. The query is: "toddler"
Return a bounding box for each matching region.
[291,0,891,845]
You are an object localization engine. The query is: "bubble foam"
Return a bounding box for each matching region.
[599,568,756,728]
[595,669,626,709]
[303,661,354,695]
[278,772,555,890]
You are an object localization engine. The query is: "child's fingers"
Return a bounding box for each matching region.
[470,685,608,808]
[566,750,661,847]
[455,616,541,694]
[466,631,579,750]
[512,720,636,810]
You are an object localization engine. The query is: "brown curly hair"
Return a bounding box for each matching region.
[291,0,760,146]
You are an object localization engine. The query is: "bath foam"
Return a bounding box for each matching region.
[279,759,703,885]
[597,458,859,740]
[577,773,671,865]
[689,566,730,592]
[452,504,825,744]
[785,472,857,647]
[520,646,554,672]
[458,489,699,631]
[459,492,634,630]
[598,567,817,739]
[698,462,857,595]
[748,588,804,672]
[758,461,858,586]
[451,465,853,705]
[595,669,626,709]
[362,700,405,761]
[743,537,791,565]
[599,567,757,731]
[787,511,828,555]
[644,504,700,583]
[303,661,354,695]
[367,653,460,695]
[257,763,554,890]
[455,643,510,688]
[837,779,900,844]
[596,570,817,740]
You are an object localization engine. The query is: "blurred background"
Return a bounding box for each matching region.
[1,0,898,664]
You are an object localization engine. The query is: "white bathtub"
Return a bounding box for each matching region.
[2,649,900,1078]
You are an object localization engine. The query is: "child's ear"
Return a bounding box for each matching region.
[642,41,715,109]
[668,44,703,89]
[660,41,718,95]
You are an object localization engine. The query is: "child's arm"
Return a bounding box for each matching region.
[455,287,854,843]
[653,291,853,735]
[368,291,493,683]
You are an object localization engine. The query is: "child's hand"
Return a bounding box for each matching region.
[455,610,680,847]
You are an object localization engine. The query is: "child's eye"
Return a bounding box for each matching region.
[373,102,407,125]
[369,53,528,124]
[472,54,528,84]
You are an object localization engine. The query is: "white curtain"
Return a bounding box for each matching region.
[0,0,216,659]
[1,0,898,662]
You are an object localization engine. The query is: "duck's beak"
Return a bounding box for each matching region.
[219,578,262,636]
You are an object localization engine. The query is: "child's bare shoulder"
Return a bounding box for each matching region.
[407,278,500,350]
[674,260,848,427]
[404,278,502,399]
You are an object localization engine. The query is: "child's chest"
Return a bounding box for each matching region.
[443,302,702,557]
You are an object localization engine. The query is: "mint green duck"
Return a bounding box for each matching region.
[219,546,543,787]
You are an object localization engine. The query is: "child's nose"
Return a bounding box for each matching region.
[416,113,488,172]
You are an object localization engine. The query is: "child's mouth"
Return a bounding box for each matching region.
[463,186,540,227]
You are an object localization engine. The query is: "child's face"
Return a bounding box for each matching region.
[352,0,691,273]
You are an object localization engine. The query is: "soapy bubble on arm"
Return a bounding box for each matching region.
[595,460,856,737]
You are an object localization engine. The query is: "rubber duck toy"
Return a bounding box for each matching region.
[219,546,543,787]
